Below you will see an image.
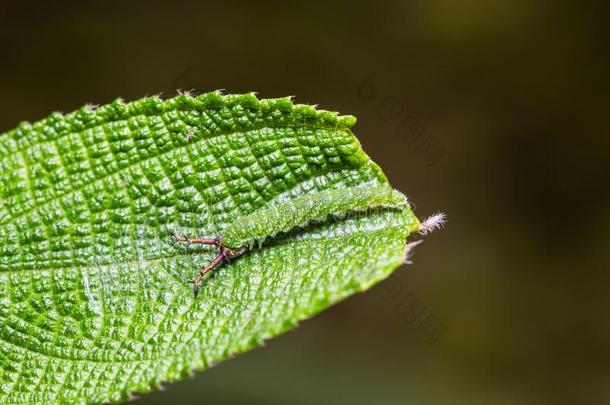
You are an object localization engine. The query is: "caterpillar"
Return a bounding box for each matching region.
[172,184,435,296]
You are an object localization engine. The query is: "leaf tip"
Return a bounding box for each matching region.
[403,239,424,264]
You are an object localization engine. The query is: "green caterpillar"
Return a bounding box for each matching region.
[224,185,412,248]
[172,184,423,296]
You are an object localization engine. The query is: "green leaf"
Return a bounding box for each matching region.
[0,91,423,403]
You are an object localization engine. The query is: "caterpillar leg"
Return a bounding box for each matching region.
[190,246,246,297]
[170,232,220,247]
[190,252,226,297]
[171,232,246,296]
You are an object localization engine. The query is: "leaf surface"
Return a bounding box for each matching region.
[0,92,420,403]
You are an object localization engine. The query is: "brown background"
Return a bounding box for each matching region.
[1,1,608,404]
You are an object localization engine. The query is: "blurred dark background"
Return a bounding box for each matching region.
[1,1,608,404]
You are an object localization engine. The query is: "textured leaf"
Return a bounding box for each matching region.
[0,92,422,403]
